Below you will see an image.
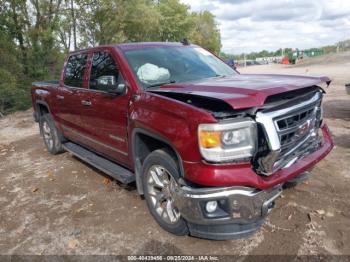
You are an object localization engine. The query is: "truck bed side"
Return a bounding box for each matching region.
[31,80,60,123]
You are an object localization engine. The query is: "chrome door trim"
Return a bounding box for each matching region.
[109,134,126,142]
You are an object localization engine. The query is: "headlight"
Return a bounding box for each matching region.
[198,118,257,162]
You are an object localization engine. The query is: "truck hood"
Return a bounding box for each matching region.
[155,74,331,109]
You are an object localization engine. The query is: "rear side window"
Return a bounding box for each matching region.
[64,54,88,87]
[89,51,120,91]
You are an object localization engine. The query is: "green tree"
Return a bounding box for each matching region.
[189,11,221,54]
[0,34,28,114]
[158,0,192,41]
[0,0,64,114]
[122,0,161,42]
[77,0,125,46]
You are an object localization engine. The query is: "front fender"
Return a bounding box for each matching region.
[129,91,215,162]
[128,91,216,194]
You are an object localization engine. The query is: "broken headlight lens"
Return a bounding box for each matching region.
[198,118,257,162]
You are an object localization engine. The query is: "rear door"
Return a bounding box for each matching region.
[77,50,131,166]
[56,52,90,144]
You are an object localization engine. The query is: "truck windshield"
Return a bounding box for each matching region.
[123,46,237,89]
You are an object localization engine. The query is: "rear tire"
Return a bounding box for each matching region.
[40,114,64,155]
[142,149,189,236]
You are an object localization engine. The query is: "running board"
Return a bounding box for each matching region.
[63,142,135,184]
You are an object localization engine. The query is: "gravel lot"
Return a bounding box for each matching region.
[0,53,349,256]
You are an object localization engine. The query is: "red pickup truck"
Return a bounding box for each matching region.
[31,42,333,240]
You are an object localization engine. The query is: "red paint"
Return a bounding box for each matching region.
[31,43,334,189]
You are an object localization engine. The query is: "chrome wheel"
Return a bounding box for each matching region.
[42,121,53,150]
[146,165,180,224]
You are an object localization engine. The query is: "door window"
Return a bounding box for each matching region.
[90,52,123,92]
[64,53,88,87]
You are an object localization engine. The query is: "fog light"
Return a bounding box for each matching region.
[205,201,218,213]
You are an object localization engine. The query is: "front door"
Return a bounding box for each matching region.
[78,50,131,166]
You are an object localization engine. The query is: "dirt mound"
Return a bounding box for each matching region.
[292,51,350,67]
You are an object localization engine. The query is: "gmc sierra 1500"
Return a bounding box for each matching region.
[31,42,333,240]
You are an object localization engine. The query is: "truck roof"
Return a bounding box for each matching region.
[118,42,191,51]
[69,42,192,54]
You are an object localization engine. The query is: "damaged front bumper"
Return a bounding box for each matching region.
[173,184,282,240]
[183,124,333,189]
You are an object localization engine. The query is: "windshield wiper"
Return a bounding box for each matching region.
[145,80,176,89]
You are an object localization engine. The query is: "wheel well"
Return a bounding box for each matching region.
[37,103,49,116]
[133,131,183,195]
[134,133,178,165]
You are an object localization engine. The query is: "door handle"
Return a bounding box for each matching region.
[81,100,92,106]
[56,95,64,100]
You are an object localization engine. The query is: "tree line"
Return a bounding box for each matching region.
[0,0,221,115]
[221,48,308,61]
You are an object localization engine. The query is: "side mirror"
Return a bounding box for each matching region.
[96,75,117,87]
[95,76,126,95]
[110,83,126,95]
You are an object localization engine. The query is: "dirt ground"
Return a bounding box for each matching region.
[0,53,349,256]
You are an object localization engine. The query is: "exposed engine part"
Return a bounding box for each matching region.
[151,91,248,119]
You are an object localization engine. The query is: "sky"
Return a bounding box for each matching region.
[180,0,350,54]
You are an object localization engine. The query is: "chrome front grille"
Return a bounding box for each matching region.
[275,104,318,152]
[255,91,323,175]
[276,108,314,132]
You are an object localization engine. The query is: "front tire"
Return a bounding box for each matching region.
[142,149,189,236]
[40,114,64,155]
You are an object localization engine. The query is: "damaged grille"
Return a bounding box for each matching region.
[276,106,318,152]
[255,91,323,175]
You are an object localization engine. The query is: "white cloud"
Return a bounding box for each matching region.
[181,0,350,54]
